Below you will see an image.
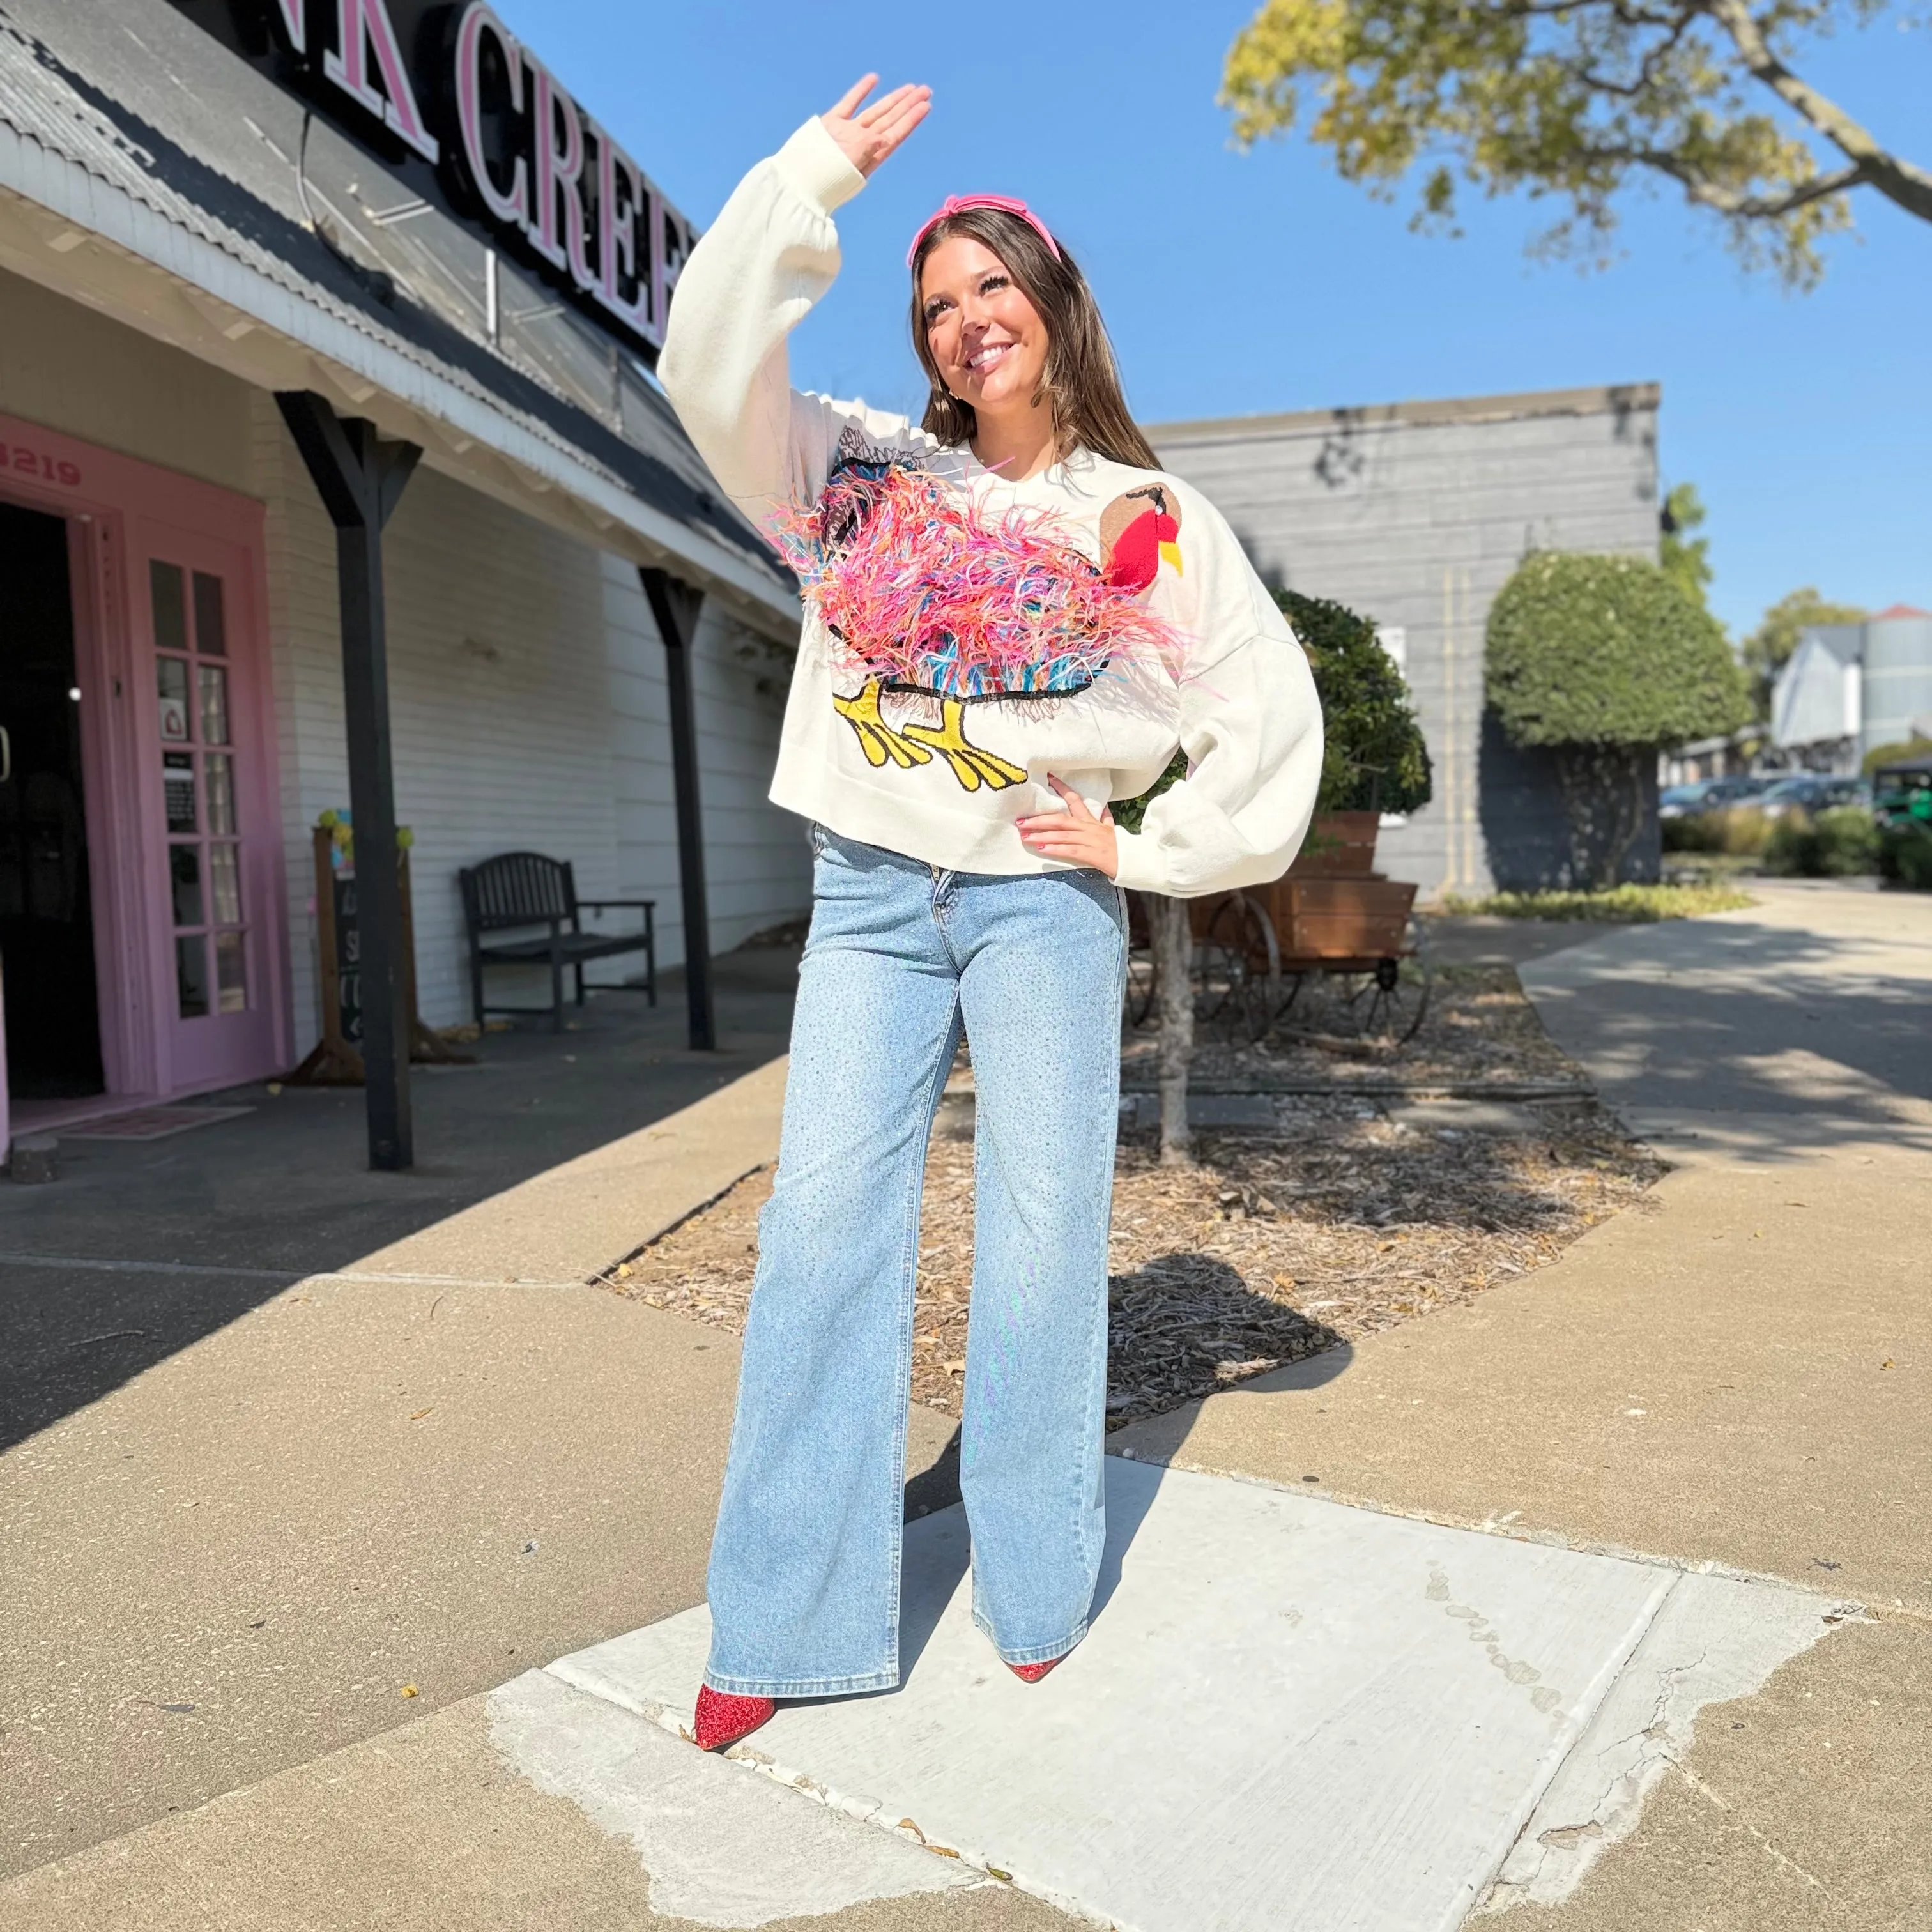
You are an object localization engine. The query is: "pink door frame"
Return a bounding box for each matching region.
[0,411,291,1140]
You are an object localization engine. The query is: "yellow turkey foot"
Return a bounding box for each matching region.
[901,699,1029,793]
[832,681,933,770]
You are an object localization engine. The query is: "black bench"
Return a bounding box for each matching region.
[457,852,656,1032]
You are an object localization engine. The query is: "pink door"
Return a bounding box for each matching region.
[131,526,281,1092]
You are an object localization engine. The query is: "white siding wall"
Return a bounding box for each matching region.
[0,268,809,1085]
[251,395,809,1046]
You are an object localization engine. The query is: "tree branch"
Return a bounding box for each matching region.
[1703,0,1932,222]
[1653,153,1868,217]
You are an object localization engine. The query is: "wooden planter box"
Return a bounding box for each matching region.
[1278,877,1416,959]
[1287,810,1381,878]
[1186,874,1416,962]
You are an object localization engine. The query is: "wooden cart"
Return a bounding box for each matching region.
[1124,813,1432,1046]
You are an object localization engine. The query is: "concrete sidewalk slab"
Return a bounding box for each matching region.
[0,1266,966,1881]
[353,1055,788,1282]
[1107,883,1932,1926]
[0,1689,1065,1932]
[1520,887,1932,1130]
[1114,1142,1932,1613]
[535,1460,1835,1932]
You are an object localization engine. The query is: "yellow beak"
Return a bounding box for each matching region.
[1158,539,1184,576]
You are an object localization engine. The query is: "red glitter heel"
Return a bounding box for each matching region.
[693,1685,775,1752]
[1008,1655,1065,1683]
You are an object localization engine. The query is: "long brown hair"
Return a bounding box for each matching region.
[909,209,1161,471]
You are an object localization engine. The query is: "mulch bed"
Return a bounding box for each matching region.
[598,965,1664,1427]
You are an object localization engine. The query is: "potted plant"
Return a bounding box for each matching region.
[1278,589,1432,875]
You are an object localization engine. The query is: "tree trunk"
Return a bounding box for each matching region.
[1148,893,1194,1165]
[1554,744,1652,889]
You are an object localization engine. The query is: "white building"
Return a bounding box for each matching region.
[1772,606,1932,770]
[0,0,811,1165]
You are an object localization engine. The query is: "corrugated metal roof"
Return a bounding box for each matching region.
[0,0,780,588]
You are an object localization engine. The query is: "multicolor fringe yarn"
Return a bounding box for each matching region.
[770,465,1183,700]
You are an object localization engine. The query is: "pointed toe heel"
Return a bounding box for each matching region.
[693,1684,776,1752]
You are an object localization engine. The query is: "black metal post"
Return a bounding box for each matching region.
[276,392,422,1170]
[640,567,714,1051]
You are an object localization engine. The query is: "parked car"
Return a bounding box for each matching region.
[1757,774,1869,819]
[1659,776,1765,819]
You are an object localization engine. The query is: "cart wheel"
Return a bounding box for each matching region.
[1202,894,1281,1044]
[1339,916,1432,1045]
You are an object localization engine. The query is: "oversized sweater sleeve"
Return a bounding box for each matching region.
[1108,486,1325,898]
[659,119,914,513]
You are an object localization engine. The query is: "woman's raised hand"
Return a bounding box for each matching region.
[1017,776,1120,879]
[820,75,931,178]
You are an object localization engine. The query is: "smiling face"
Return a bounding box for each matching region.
[919,234,1051,427]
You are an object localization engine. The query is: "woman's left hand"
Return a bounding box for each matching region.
[1017,776,1119,878]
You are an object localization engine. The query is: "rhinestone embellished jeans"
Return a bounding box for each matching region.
[702,826,1126,1698]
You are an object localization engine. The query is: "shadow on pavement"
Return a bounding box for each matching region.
[1522,913,1932,1151]
[0,951,799,1452]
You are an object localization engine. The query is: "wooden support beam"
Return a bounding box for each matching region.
[640,567,715,1052]
[276,390,422,1170]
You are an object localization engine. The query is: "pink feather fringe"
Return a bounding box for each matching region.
[770,466,1183,699]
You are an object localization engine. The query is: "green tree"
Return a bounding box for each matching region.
[1222,0,1932,289]
[1487,551,1751,885]
[1740,586,1866,718]
[1659,484,1715,613]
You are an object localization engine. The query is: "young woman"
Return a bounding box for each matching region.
[659,77,1322,1752]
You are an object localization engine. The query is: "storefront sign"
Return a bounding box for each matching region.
[165,0,696,358]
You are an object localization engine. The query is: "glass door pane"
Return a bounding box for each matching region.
[152,555,247,1020]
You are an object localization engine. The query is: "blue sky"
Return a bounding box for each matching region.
[500,1,1930,640]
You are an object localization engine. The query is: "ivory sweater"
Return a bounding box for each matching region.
[659,117,1322,896]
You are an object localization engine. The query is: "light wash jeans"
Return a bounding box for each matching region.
[703,826,1127,1697]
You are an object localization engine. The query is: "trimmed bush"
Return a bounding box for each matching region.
[1276,590,1432,817]
[1766,807,1881,877]
[1487,553,1750,751]
[1487,553,1750,889]
[1879,823,1932,890]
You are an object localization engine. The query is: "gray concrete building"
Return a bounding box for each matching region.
[1149,384,1661,896]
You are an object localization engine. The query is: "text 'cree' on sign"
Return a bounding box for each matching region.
[166,0,698,359]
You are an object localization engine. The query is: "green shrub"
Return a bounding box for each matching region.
[1487,553,1751,752]
[1275,590,1432,817]
[1862,735,1932,778]
[1662,804,1772,857]
[1486,553,1749,888]
[1660,813,1711,854]
[1113,748,1187,836]
[1436,882,1754,921]
[1879,822,1932,890]
[1767,806,1880,877]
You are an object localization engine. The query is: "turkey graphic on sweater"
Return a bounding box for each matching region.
[781,449,1188,794]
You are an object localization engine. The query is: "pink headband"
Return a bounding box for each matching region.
[906,194,1062,269]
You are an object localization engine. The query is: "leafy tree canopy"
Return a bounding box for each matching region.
[1276,590,1435,815]
[1864,733,1932,776]
[1659,484,1715,614]
[1486,551,1751,746]
[1222,0,1932,288]
[1740,585,1866,716]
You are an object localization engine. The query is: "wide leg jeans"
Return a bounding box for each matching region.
[702,827,1126,1697]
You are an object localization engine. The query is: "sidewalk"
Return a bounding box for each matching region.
[3,887,1926,1928]
[1119,880,1932,1926]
